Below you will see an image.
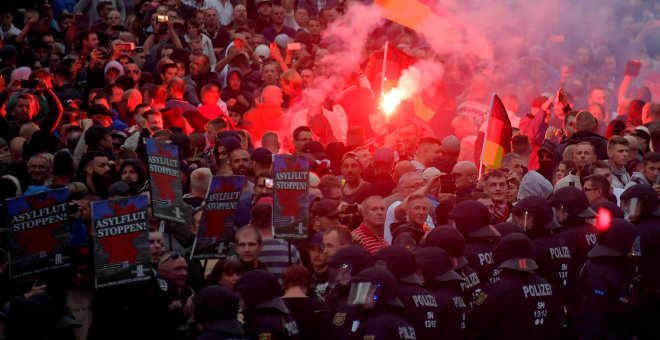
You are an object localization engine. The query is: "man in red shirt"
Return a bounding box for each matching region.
[351,196,388,254]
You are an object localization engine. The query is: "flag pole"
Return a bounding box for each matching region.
[380,41,389,97]
[478,93,497,180]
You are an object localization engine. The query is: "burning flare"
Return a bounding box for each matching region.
[381,89,404,115]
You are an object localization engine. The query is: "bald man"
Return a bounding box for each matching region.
[451,161,478,197]
[10,137,26,164]
[243,85,285,145]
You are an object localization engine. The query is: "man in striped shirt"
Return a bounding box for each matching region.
[251,203,301,282]
[351,196,388,254]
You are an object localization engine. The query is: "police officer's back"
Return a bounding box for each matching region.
[325,245,374,340]
[415,246,467,340]
[449,201,502,284]
[348,267,417,340]
[235,270,300,340]
[424,226,482,308]
[193,286,247,340]
[467,233,561,340]
[512,196,572,302]
[621,184,660,339]
[375,246,440,340]
[574,218,637,340]
[549,187,598,290]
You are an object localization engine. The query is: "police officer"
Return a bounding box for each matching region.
[548,186,598,291]
[467,233,562,339]
[574,218,638,340]
[234,270,300,340]
[414,246,468,340]
[449,200,502,283]
[511,196,573,302]
[620,184,660,339]
[348,267,417,340]
[193,286,247,340]
[424,227,482,308]
[375,246,440,339]
[325,245,374,340]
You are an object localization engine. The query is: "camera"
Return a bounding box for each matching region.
[157,15,169,23]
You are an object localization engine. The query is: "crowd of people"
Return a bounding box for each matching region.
[0,0,659,339]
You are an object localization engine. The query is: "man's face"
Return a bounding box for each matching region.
[271,6,285,24]
[592,167,613,184]
[162,67,178,85]
[300,69,314,88]
[257,4,272,19]
[582,180,603,204]
[234,5,248,22]
[564,115,576,137]
[419,143,442,167]
[307,19,321,35]
[0,13,12,27]
[89,156,111,176]
[538,151,552,166]
[363,199,387,228]
[452,171,476,190]
[189,56,206,76]
[147,113,163,130]
[608,144,629,168]
[236,230,262,264]
[111,87,123,103]
[308,246,327,268]
[484,176,507,203]
[323,230,345,258]
[341,158,362,183]
[230,149,251,175]
[125,63,141,82]
[643,161,660,184]
[589,89,606,106]
[59,17,73,31]
[262,64,279,85]
[107,11,121,26]
[254,177,273,200]
[509,158,525,179]
[84,33,99,50]
[159,256,188,288]
[398,125,418,153]
[407,198,429,225]
[204,9,218,27]
[28,157,50,183]
[149,231,164,263]
[100,4,113,19]
[121,164,139,182]
[228,73,241,90]
[295,8,309,26]
[574,144,596,168]
[14,98,33,123]
[369,114,386,135]
[293,131,313,155]
[400,176,423,197]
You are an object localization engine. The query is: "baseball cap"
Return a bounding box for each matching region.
[422,167,442,181]
[251,147,273,165]
[255,44,270,60]
[340,152,360,166]
[306,232,324,250]
[373,147,394,164]
[104,60,124,76]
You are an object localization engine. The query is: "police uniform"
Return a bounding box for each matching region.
[235,270,300,340]
[375,246,440,340]
[512,197,573,302]
[549,187,598,294]
[621,185,660,339]
[349,267,417,340]
[415,247,468,340]
[325,245,375,340]
[574,218,637,339]
[467,233,561,339]
[424,227,482,308]
[449,201,502,284]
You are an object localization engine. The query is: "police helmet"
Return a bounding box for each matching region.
[588,218,639,257]
[414,247,463,283]
[348,267,404,308]
[549,186,597,219]
[449,200,501,238]
[493,233,539,271]
[235,270,288,313]
[374,246,422,285]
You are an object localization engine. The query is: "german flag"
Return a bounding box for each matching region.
[375,0,446,31]
[480,94,512,168]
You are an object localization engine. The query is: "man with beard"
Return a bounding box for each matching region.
[229,148,254,199]
[82,151,112,198]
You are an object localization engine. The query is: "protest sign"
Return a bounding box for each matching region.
[91,195,151,288]
[272,155,309,239]
[194,176,246,258]
[146,138,185,223]
[7,188,70,278]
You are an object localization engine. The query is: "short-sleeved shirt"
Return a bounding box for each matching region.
[351,224,388,254]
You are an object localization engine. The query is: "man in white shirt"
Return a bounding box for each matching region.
[0,10,21,40]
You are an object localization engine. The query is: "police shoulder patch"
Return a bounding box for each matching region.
[475,291,488,306]
[333,312,346,326]
[364,336,375,340]
[258,333,271,340]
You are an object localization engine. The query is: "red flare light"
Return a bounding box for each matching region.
[381,89,404,115]
[596,208,612,231]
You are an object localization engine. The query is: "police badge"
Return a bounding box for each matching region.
[333,312,346,326]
